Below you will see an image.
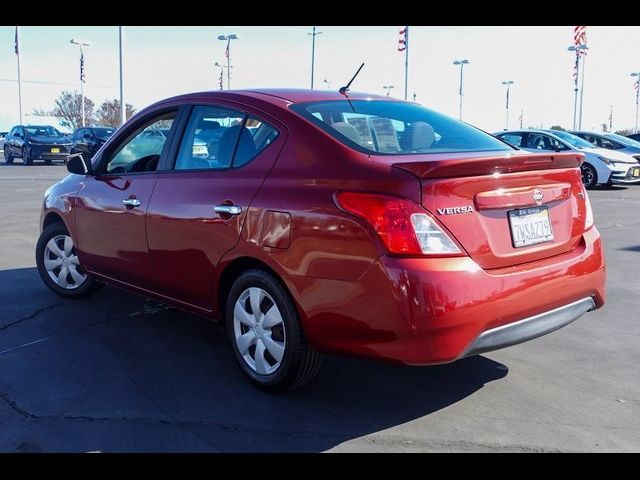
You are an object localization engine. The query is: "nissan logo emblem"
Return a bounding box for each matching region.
[533,189,544,206]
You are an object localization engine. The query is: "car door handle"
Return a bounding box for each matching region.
[122,198,141,207]
[214,205,242,215]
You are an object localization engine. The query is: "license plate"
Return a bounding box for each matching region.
[633,167,640,177]
[508,206,554,248]
[50,147,60,153]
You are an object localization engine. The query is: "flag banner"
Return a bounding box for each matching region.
[398,27,407,52]
[572,26,587,85]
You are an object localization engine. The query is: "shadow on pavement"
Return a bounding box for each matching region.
[0,267,508,452]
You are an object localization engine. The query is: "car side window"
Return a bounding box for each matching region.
[525,133,550,150]
[175,106,245,170]
[599,137,623,150]
[499,133,524,148]
[104,111,176,174]
[74,129,84,140]
[234,115,279,167]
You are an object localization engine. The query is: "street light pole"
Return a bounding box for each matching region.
[453,59,469,120]
[218,33,239,90]
[118,27,125,126]
[632,72,640,134]
[502,80,514,130]
[71,38,91,127]
[308,26,322,89]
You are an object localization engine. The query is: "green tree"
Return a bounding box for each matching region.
[550,125,565,131]
[96,98,136,127]
[615,128,634,136]
[52,91,96,130]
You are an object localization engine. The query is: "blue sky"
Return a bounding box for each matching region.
[1,26,639,133]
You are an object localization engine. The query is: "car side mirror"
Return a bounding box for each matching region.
[66,153,93,175]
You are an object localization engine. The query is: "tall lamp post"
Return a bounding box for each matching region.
[70,38,91,127]
[218,33,239,90]
[308,26,322,89]
[118,27,125,126]
[568,44,588,129]
[501,80,514,130]
[382,85,394,97]
[453,59,469,120]
[631,72,640,134]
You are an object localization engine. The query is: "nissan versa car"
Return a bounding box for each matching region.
[3,125,72,165]
[36,90,606,391]
[495,129,640,188]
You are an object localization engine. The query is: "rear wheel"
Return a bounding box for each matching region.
[36,223,103,298]
[226,269,322,392]
[581,163,597,189]
[22,146,33,166]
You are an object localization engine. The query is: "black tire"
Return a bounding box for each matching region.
[581,163,597,189]
[4,148,13,164]
[35,222,104,298]
[225,269,322,392]
[22,146,33,166]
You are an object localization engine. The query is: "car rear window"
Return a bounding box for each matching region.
[290,100,512,155]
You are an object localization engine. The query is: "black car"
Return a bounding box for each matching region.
[627,133,640,142]
[71,126,116,160]
[3,125,72,165]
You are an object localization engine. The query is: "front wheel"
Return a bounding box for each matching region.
[22,146,33,166]
[4,148,13,164]
[35,223,103,298]
[226,269,323,392]
[581,163,597,189]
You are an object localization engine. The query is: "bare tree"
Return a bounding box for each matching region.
[52,91,96,130]
[31,108,52,117]
[95,99,136,127]
[615,128,634,136]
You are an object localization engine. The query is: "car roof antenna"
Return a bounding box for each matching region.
[339,62,364,112]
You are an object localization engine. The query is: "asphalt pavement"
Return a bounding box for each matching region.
[0,160,639,452]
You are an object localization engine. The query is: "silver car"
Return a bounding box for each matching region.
[494,129,640,188]
[569,131,640,162]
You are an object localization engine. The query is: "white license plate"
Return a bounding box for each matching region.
[508,206,554,248]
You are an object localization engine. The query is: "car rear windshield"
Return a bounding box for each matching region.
[290,100,512,155]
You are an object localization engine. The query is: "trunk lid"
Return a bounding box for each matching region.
[380,150,588,269]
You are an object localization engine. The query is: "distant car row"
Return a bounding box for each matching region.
[1,125,115,165]
[494,129,640,188]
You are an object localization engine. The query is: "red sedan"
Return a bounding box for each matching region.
[36,89,606,391]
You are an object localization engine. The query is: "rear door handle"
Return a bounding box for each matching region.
[122,198,141,207]
[214,205,242,215]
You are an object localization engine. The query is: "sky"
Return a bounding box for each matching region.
[0,25,639,133]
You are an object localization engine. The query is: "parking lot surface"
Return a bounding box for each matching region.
[0,161,639,452]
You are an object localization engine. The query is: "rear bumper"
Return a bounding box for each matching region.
[301,227,605,365]
[460,297,595,358]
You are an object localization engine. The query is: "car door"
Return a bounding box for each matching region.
[74,107,182,288]
[146,103,285,310]
[10,127,25,155]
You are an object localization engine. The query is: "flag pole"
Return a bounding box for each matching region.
[578,51,586,130]
[119,26,126,126]
[404,26,409,100]
[15,26,23,125]
[572,52,579,130]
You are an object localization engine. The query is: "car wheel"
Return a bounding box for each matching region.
[4,148,13,164]
[35,223,104,298]
[581,163,597,189]
[226,269,323,392]
[22,146,33,166]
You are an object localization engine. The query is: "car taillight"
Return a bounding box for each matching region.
[583,187,594,231]
[335,192,463,256]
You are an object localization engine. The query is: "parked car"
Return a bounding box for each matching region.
[626,133,640,142]
[3,125,72,165]
[0,131,8,152]
[494,129,640,188]
[36,90,605,391]
[569,130,640,161]
[71,126,116,160]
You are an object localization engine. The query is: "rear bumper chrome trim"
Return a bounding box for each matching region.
[461,297,596,358]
